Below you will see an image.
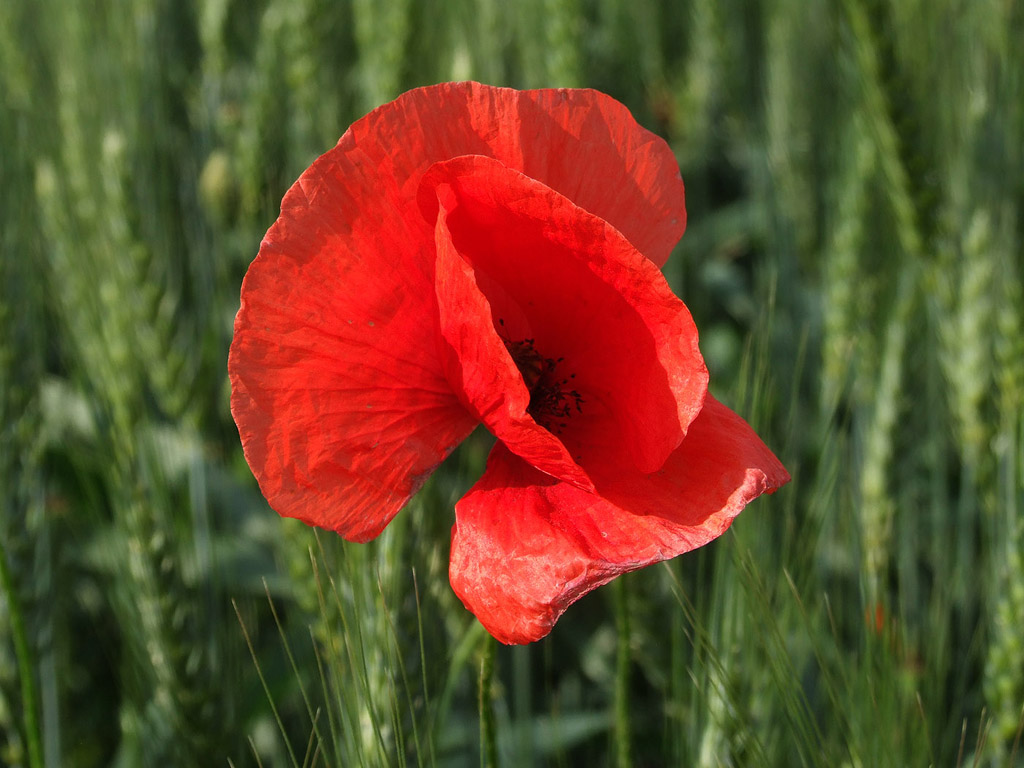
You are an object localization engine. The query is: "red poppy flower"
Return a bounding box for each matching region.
[229,82,790,645]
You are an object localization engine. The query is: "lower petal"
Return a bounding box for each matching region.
[449,396,789,644]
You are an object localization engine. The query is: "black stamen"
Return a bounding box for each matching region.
[500,333,584,430]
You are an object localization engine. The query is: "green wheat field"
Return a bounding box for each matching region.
[2,0,1023,765]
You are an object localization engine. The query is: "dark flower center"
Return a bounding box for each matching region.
[498,320,583,433]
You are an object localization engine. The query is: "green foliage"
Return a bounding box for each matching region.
[1,0,1022,765]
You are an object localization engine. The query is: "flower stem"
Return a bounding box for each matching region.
[613,577,632,768]
[479,634,499,768]
[0,537,43,768]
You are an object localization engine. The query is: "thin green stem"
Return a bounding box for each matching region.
[232,599,300,768]
[0,537,43,768]
[478,634,499,768]
[613,577,632,768]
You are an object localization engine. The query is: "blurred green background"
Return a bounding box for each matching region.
[2,0,1023,765]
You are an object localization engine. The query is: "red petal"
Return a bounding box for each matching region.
[423,155,707,475]
[343,82,686,265]
[432,182,594,490]
[229,149,476,542]
[449,396,790,644]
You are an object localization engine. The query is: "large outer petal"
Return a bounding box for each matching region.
[345,82,687,265]
[229,167,477,541]
[449,396,791,644]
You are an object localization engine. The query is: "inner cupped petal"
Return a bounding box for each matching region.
[433,182,594,491]
[423,155,708,475]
